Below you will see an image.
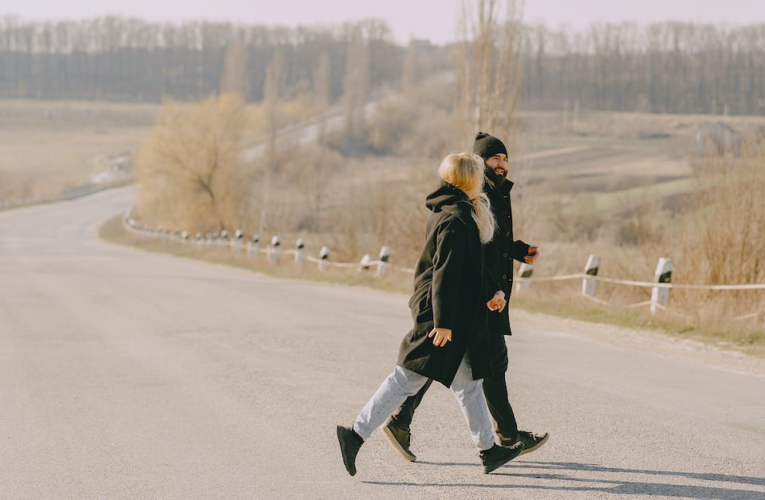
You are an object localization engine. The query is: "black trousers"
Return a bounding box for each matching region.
[389,360,519,442]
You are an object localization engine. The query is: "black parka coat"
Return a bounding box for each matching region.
[483,176,530,373]
[397,182,500,388]
[484,177,530,335]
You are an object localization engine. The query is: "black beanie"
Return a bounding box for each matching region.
[473,132,507,161]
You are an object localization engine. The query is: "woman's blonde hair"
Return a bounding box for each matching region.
[438,153,495,243]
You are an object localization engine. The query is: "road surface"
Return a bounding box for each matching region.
[1,188,764,499]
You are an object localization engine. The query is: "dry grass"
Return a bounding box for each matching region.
[511,287,765,358]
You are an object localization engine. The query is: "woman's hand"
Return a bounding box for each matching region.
[487,291,507,313]
[428,327,452,347]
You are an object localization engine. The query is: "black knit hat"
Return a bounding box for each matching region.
[473,132,507,161]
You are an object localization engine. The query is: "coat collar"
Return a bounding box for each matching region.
[484,175,514,195]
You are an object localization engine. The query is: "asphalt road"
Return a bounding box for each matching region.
[1,188,764,499]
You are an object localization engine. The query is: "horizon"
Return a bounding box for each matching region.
[3,0,764,45]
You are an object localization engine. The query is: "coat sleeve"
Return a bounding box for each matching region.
[510,239,531,262]
[431,219,467,331]
[484,266,501,301]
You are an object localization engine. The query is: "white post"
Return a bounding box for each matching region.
[195,232,203,244]
[359,254,372,273]
[582,255,600,297]
[319,246,330,272]
[181,231,189,243]
[269,236,281,264]
[295,239,305,269]
[232,230,243,255]
[516,263,533,293]
[248,233,260,256]
[219,230,229,248]
[651,258,673,314]
[377,246,390,277]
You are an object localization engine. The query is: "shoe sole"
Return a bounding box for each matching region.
[383,425,417,462]
[483,445,524,474]
[519,433,550,456]
[336,426,357,476]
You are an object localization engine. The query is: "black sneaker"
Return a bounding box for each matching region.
[501,430,550,456]
[383,419,417,462]
[336,425,364,476]
[479,442,524,474]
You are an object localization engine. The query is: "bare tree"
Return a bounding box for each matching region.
[295,144,342,230]
[136,95,248,232]
[313,51,332,143]
[454,0,524,149]
[219,40,250,99]
[343,27,370,138]
[263,49,284,170]
[402,38,419,96]
[259,49,285,233]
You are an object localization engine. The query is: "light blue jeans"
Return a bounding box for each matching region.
[352,355,496,451]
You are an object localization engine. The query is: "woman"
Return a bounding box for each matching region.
[336,153,525,476]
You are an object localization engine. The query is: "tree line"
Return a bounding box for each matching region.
[1,15,764,116]
[519,22,765,115]
[0,16,403,103]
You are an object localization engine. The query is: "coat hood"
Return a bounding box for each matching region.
[425,181,472,214]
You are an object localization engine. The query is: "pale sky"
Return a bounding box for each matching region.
[3,0,763,45]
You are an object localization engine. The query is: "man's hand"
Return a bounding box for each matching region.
[487,291,507,313]
[524,246,540,264]
[428,327,452,347]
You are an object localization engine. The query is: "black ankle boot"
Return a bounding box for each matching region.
[336,425,364,476]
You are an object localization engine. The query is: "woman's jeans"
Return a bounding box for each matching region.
[352,355,496,451]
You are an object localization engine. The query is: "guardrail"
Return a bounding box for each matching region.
[123,211,765,322]
[122,212,415,277]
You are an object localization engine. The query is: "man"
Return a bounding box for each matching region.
[383,132,549,461]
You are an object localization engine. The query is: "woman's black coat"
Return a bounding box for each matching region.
[397,182,500,388]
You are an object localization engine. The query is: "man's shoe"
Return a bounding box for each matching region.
[479,442,524,474]
[383,420,417,462]
[336,425,364,476]
[501,430,550,456]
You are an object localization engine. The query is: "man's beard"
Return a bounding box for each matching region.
[485,166,508,186]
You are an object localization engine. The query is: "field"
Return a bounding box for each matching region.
[0,100,159,200]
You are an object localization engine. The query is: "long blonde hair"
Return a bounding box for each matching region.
[438,153,495,243]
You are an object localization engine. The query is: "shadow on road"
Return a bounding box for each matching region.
[364,460,765,499]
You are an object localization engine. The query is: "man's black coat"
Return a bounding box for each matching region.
[483,176,530,372]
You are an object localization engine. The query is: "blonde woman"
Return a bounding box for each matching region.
[336,153,524,476]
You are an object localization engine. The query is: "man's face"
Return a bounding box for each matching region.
[485,153,509,179]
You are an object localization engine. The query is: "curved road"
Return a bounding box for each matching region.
[1,188,764,499]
